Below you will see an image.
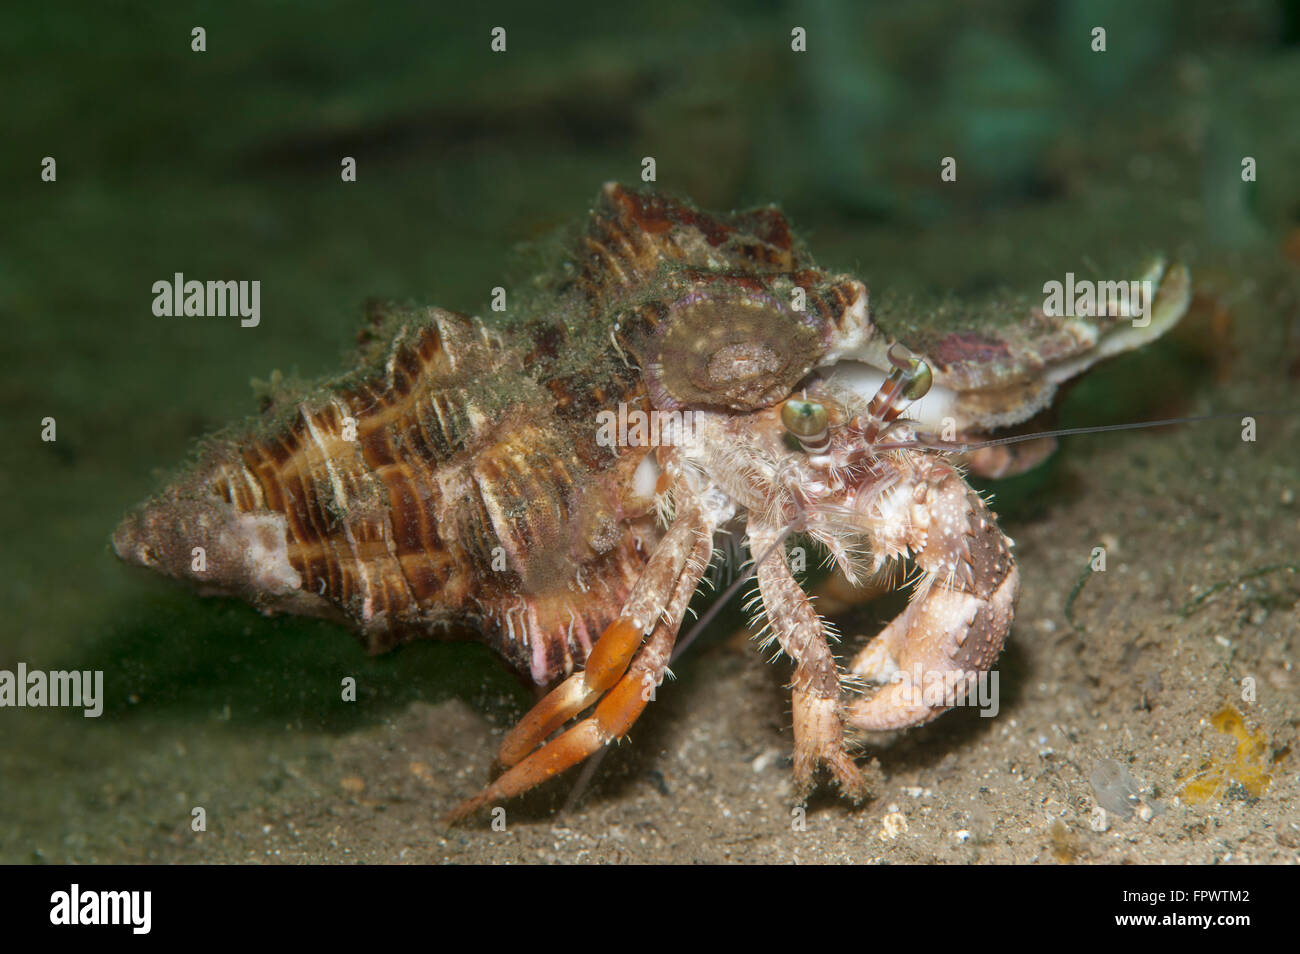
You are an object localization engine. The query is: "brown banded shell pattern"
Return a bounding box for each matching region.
[113,183,872,686]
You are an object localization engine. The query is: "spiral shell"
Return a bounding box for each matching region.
[112,183,875,685]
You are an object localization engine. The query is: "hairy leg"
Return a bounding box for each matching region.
[749,521,868,803]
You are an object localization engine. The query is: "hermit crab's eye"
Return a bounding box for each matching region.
[781,398,832,453]
[901,360,932,400]
[887,342,933,401]
[781,398,828,437]
[864,344,935,427]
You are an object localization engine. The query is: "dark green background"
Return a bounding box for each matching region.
[2,0,1297,861]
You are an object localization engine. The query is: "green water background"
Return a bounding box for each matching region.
[2,0,1298,861]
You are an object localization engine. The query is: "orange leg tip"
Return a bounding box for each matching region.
[442,795,489,827]
[498,674,600,767]
[594,669,652,737]
[496,617,644,769]
[447,667,661,822]
[583,616,643,688]
[482,722,609,816]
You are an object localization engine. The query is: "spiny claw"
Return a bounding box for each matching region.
[847,472,1019,731]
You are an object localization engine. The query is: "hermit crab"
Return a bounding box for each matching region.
[112,183,1190,822]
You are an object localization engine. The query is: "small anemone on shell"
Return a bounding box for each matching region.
[625,274,832,412]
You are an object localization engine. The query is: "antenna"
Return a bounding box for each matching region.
[874,409,1292,455]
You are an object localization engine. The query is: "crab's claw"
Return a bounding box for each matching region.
[847,464,1019,728]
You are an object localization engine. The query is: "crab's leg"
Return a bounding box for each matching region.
[963,434,1057,479]
[847,466,1019,728]
[748,522,868,802]
[496,509,712,767]
[444,509,715,824]
[443,621,672,825]
[494,617,642,768]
